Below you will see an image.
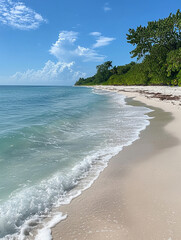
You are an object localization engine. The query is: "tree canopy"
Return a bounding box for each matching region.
[127,9,181,60]
[75,61,113,85]
[94,61,113,84]
[75,9,181,87]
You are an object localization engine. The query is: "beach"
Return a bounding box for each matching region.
[0,86,151,239]
[52,86,181,240]
[1,1,181,239]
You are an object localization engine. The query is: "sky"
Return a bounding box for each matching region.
[0,0,180,85]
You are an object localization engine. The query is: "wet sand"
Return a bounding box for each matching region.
[52,87,181,240]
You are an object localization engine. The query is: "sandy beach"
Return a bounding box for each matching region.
[52,86,181,240]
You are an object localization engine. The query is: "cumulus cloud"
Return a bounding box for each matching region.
[49,31,79,61]
[103,3,111,12]
[49,31,105,62]
[11,30,115,84]
[12,61,74,81]
[11,60,86,84]
[0,0,46,30]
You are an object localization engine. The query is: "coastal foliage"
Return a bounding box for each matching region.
[127,9,181,60]
[75,61,113,85]
[75,9,181,86]
[166,48,181,85]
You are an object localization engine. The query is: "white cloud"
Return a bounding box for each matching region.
[93,36,115,48]
[74,46,105,62]
[10,30,115,84]
[11,60,86,84]
[90,32,115,48]
[0,0,46,30]
[103,3,111,12]
[50,31,105,62]
[49,31,79,61]
[90,32,101,37]
[11,60,73,81]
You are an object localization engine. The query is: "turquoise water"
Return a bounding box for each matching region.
[0,86,151,239]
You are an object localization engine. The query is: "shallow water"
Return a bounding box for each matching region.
[0,86,151,239]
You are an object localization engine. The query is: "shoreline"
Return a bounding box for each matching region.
[51,86,181,240]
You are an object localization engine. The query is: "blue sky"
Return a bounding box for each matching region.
[0,0,180,85]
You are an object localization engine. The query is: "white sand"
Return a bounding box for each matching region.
[52,86,181,240]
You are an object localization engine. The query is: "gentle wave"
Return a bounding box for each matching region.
[0,87,152,239]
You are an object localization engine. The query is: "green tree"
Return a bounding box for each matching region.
[94,61,113,84]
[166,48,181,85]
[111,66,118,74]
[75,10,181,86]
[117,62,136,75]
[142,44,170,85]
[127,9,181,60]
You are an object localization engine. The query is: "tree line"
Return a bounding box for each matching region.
[75,9,181,86]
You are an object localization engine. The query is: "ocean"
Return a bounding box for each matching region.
[0,86,151,239]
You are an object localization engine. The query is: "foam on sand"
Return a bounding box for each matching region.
[35,213,67,240]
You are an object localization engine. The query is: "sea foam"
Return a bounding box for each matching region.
[34,213,67,240]
[0,86,152,239]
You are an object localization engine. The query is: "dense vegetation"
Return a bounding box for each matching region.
[75,10,181,86]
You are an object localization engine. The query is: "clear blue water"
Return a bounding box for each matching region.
[0,86,151,239]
